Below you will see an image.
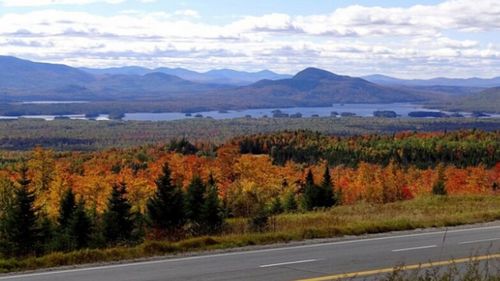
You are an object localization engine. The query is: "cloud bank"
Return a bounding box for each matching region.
[0,0,499,78]
[0,0,125,6]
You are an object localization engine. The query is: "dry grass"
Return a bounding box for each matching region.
[227,195,500,238]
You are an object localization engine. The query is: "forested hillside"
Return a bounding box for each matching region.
[443,87,500,113]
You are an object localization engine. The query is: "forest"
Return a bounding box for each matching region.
[1,117,499,150]
[0,129,498,261]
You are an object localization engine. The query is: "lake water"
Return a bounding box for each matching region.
[1,103,498,121]
[123,103,498,121]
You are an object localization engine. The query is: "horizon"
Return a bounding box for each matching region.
[0,0,499,79]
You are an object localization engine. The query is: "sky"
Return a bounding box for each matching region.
[0,0,499,78]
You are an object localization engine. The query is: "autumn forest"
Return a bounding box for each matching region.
[0,129,498,261]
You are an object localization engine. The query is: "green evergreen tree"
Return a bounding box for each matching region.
[38,215,55,254]
[146,163,185,234]
[185,175,206,225]
[247,204,269,232]
[58,188,76,230]
[69,200,91,249]
[283,192,298,213]
[87,205,106,248]
[103,182,133,244]
[200,174,224,234]
[302,170,320,211]
[4,166,39,256]
[320,165,335,207]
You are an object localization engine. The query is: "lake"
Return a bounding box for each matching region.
[123,103,499,121]
[1,103,498,121]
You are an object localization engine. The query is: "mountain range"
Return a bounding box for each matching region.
[0,55,499,113]
[80,66,291,86]
[199,68,431,109]
[0,56,231,101]
[0,56,94,91]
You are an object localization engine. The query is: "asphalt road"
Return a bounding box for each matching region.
[2,224,500,281]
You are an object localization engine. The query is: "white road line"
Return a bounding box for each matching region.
[459,237,500,245]
[259,259,318,268]
[392,245,437,252]
[2,225,500,279]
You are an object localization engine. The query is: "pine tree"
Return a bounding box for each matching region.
[302,170,319,211]
[56,188,77,251]
[58,188,76,230]
[38,215,55,254]
[69,200,91,249]
[320,165,335,207]
[146,163,185,234]
[4,166,39,256]
[185,175,206,224]
[87,205,106,248]
[283,192,298,213]
[200,174,224,234]
[103,182,133,244]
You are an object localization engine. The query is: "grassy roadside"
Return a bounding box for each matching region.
[2,195,500,273]
[374,258,500,281]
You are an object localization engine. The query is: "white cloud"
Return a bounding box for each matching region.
[227,0,500,37]
[174,9,200,18]
[0,0,499,78]
[0,0,125,6]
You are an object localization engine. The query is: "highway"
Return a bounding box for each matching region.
[2,224,500,281]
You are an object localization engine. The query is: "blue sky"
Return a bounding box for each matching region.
[0,0,498,78]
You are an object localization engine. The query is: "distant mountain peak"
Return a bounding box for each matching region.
[293,67,342,81]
